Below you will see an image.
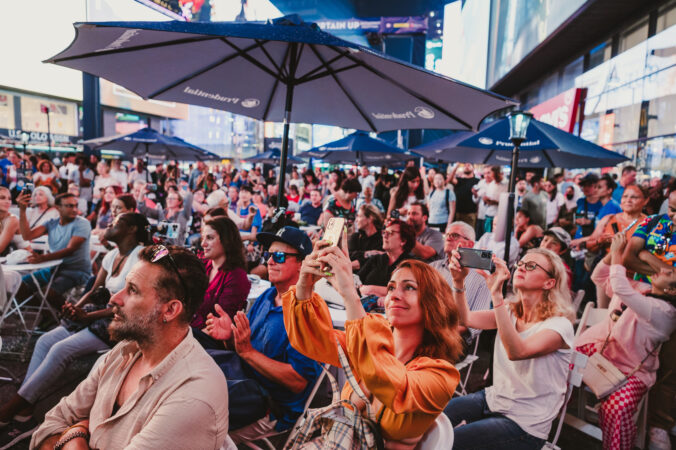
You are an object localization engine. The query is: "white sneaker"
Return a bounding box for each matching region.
[649,427,672,450]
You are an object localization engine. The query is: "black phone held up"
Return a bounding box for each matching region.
[457,247,495,272]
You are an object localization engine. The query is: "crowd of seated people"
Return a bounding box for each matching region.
[0,150,674,450]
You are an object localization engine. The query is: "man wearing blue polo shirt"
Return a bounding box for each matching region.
[203,226,321,443]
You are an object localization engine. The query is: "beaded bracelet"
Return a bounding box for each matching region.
[54,430,88,450]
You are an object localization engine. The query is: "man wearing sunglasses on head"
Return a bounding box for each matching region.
[31,245,229,450]
[202,226,322,444]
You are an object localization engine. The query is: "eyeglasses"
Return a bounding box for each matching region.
[150,245,189,302]
[445,232,469,241]
[263,251,302,264]
[515,260,555,278]
[382,229,399,237]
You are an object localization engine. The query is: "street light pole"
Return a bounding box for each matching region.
[503,111,532,263]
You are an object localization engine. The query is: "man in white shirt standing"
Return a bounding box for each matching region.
[358,166,375,193]
[482,166,507,234]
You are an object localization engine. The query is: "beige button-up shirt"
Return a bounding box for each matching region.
[31,329,229,450]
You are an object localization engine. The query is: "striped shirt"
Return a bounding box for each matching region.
[430,257,492,342]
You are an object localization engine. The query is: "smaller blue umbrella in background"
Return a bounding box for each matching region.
[81,127,220,162]
[414,118,629,169]
[245,148,306,166]
[298,131,419,166]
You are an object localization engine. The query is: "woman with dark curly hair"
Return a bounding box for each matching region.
[192,215,251,349]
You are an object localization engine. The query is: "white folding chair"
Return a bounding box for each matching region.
[240,363,331,450]
[454,332,481,397]
[572,289,585,316]
[417,413,454,450]
[545,351,587,449]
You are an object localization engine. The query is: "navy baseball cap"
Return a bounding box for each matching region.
[256,226,312,256]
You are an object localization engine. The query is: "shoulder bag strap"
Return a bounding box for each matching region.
[334,335,376,422]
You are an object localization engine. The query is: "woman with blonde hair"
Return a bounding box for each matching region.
[444,247,575,449]
[282,238,462,448]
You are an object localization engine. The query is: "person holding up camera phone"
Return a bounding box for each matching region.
[443,248,575,449]
[283,226,462,448]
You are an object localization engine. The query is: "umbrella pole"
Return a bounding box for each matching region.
[277,43,298,211]
[145,143,150,183]
[503,142,521,263]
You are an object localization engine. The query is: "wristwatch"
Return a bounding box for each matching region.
[451,284,465,293]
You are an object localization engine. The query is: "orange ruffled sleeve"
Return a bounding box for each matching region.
[283,288,460,441]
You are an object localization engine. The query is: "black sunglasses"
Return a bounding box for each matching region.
[263,251,302,264]
[150,245,189,301]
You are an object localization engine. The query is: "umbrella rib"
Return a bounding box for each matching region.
[483,149,494,165]
[146,39,276,98]
[296,52,352,82]
[50,36,215,63]
[328,46,474,130]
[262,43,293,121]
[218,37,282,80]
[255,39,283,75]
[306,44,377,132]
[542,151,556,168]
[297,63,361,84]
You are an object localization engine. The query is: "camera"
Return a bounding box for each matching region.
[155,221,180,240]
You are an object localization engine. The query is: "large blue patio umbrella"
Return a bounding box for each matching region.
[46,15,516,206]
[298,131,419,165]
[245,148,305,165]
[414,118,629,168]
[81,127,220,181]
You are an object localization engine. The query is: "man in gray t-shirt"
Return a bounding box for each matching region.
[406,202,444,262]
[17,192,91,305]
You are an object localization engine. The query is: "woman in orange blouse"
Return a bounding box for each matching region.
[283,239,462,448]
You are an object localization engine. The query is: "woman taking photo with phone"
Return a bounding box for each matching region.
[282,237,462,448]
[444,248,575,449]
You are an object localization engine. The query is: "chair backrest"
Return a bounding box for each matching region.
[545,351,589,449]
[417,413,454,450]
[572,289,585,314]
[575,302,609,339]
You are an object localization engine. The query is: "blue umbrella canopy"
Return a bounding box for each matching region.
[47,16,515,132]
[80,127,220,161]
[245,149,305,165]
[416,118,629,168]
[298,131,418,165]
[48,15,515,204]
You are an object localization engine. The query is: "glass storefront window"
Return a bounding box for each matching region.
[587,40,612,71]
[619,19,648,54]
[656,0,676,34]
[648,93,676,137]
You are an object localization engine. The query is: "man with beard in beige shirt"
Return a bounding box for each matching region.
[31,246,229,450]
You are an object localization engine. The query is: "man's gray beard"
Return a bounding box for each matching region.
[108,306,162,345]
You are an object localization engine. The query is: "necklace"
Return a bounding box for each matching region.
[111,247,135,277]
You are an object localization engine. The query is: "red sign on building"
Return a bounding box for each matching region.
[529,88,584,133]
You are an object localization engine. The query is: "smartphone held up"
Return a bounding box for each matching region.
[457,247,495,273]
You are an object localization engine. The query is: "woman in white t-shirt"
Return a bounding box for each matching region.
[0,213,152,426]
[444,248,575,449]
